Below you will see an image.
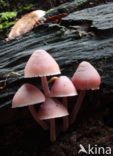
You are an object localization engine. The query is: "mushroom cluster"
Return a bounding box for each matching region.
[12,49,101,142]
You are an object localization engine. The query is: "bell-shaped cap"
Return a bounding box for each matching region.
[50,76,77,97]
[24,50,61,77]
[72,61,101,90]
[38,98,69,120]
[12,83,45,108]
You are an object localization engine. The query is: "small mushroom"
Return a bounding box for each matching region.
[50,76,77,131]
[70,61,101,124]
[38,98,69,142]
[12,83,48,130]
[24,49,61,97]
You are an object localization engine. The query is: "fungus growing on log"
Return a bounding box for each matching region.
[38,98,69,142]
[11,48,101,142]
[24,49,61,97]
[50,76,77,131]
[12,83,48,130]
[71,61,101,124]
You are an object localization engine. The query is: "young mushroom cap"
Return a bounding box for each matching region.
[38,98,69,120]
[50,76,77,97]
[12,83,45,108]
[24,50,61,78]
[72,61,101,90]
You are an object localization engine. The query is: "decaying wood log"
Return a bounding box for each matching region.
[0,1,113,124]
[62,2,113,30]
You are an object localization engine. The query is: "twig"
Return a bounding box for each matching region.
[0,72,21,90]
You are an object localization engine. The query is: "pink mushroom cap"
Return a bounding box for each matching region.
[37,98,69,120]
[12,83,45,108]
[50,76,78,97]
[24,50,61,78]
[72,61,101,90]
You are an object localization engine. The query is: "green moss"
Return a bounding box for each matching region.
[15,3,33,12]
[0,1,36,35]
[0,12,17,21]
[0,11,17,31]
[0,2,34,32]
[0,0,7,7]
[46,9,53,14]
[23,4,33,10]
[90,25,94,28]
[0,24,3,29]
[0,21,15,31]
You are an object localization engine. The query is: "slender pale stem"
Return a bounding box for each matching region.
[50,119,56,142]
[41,76,50,97]
[70,90,86,124]
[28,105,48,130]
[62,97,69,131]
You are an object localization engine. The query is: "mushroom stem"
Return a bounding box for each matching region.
[62,97,69,131]
[50,118,56,142]
[28,105,48,130]
[70,90,86,124]
[41,76,50,97]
